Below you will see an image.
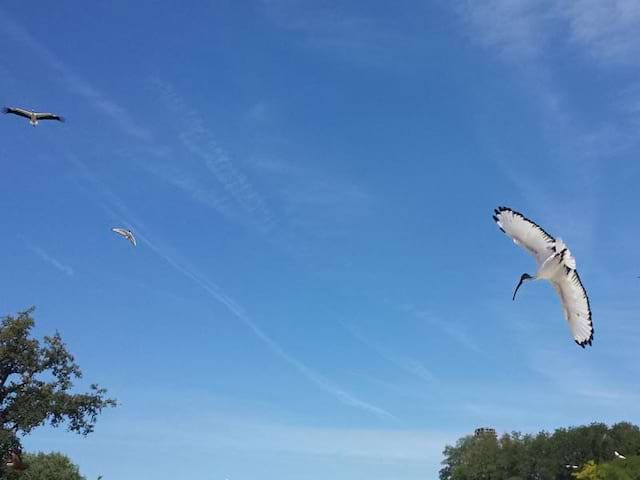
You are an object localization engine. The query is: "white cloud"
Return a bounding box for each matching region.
[561,0,640,65]
[455,0,640,159]
[459,0,640,66]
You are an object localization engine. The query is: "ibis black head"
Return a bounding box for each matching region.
[513,273,533,301]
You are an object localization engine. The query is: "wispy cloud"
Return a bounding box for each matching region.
[29,244,74,277]
[348,325,437,385]
[457,0,640,147]
[97,405,452,464]
[459,0,640,66]
[260,0,427,68]
[140,233,394,419]
[527,347,639,405]
[141,159,238,220]
[400,304,482,354]
[0,7,151,141]
[457,0,555,62]
[247,156,373,237]
[148,81,372,245]
[150,80,276,233]
[560,0,640,65]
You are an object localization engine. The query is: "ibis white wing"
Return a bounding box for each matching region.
[35,112,64,122]
[112,227,127,238]
[3,107,32,119]
[550,267,593,348]
[493,207,556,266]
[128,231,137,247]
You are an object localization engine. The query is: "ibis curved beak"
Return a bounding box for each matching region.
[512,276,526,301]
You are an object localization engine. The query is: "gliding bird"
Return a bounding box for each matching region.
[493,206,593,348]
[615,451,627,460]
[112,227,137,247]
[3,107,65,126]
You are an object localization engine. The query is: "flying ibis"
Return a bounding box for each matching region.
[493,206,593,348]
[615,451,627,460]
[112,227,137,247]
[3,106,65,126]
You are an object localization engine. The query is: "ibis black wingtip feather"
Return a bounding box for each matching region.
[492,213,505,233]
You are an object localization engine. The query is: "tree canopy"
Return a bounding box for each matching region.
[440,422,640,480]
[574,456,640,479]
[7,452,85,480]
[0,308,116,475]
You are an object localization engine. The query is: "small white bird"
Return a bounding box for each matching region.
[111,227,137,247]
[565,464,579,469]
[615,451,627,460]
[493,207,593,348]
[3,106,65,126]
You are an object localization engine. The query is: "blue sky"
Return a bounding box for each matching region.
[1,1,640,478]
